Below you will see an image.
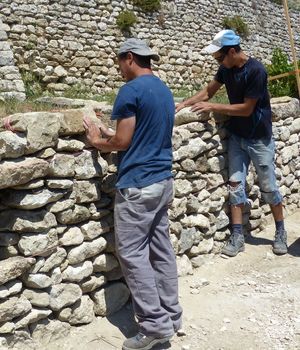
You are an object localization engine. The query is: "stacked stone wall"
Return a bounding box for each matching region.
[0,97,299,347]
[0,0,299,96]
[0,19,25,101]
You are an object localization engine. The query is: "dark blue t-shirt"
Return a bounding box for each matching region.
[215,57,272,139]
[111,74,174,189]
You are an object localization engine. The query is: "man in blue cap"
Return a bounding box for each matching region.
[176,29,288,257]
[84,38,182,350]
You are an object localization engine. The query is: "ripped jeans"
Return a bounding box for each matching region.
[228,134,282,206]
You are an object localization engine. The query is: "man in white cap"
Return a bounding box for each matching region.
[84,38,182,350]
[176,29,287,257]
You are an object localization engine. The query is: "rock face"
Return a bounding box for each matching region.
[0,1,298,96]
[0,98,299,345]
[0,257,35,285]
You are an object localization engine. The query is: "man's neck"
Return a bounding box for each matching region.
[234,52,249,68]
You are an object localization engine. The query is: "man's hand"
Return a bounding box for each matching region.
[190,102,214,115]
[83,116,102,147]
[175,102,187,113]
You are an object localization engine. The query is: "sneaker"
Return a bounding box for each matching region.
[221,232,245,257]
[273,230,288,255]
[122,332,173,350]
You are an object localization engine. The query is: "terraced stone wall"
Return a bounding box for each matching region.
[0,97,299,348]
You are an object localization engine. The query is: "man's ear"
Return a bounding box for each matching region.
[127,52,134,65]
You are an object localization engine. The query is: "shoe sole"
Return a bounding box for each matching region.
[221,245,245,257]
[272,248,288,255]
[122,335,173,350]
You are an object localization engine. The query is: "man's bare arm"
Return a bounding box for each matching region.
[83,116,136,153]
[176,80,222,113]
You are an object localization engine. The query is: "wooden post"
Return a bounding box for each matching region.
[282,0,300,97]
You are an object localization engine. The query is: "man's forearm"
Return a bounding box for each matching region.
[209,102,252,117]
[89,135,127,152]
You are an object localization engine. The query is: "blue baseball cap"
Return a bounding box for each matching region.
[203,29,240,54]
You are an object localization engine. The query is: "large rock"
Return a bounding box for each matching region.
[0,158,49,189]
[56,204,91,225]
[39,247,67,273]
[0,209,57,232]
[0,279,22,299]
[91,282,130,316]
[74,150,108,179]
[2,188,66,209]
[175,108,209,126]
[72,179,101,203]
[49,283,82,311]
[181,214,210,229]
[0,257,35,285]
[80,219,112,240]
[15,308,52,330]
[22,273,52,289]
[67,237,107,264]
[18,229,58,256]
[62,261,93,282]
[22,289,50,307]
[0,131,27,160]
[0,296,32,323]
[80,273,107,293]
[0,112,62,153]
[93,253,119,272]
[58,295,94,325]
[58,227,84,246]
[48,154,75,177]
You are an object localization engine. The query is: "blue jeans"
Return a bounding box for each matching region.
[114,178,182,337]
[228,134,282,206]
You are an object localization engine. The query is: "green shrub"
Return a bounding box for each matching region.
[20,71,43,98]
[270,0,300,10]
[116,10,137,31]
[267,48,299,98]
[64,83,93,99]
[132,0,161,12]
[222,15,249,37]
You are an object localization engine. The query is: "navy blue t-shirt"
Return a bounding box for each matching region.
[111,74,174,189]
[215,57,272,139]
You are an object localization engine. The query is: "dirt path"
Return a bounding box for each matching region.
[44,210,300,350]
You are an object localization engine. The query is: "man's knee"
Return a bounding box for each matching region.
[228,181,246,205]
[261,190,283,205]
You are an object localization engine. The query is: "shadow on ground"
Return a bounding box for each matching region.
[245,234,273,246]
[288,237,300,257]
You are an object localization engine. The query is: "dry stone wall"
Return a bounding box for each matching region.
[0,97,299,348]
[0,0,299,97]
[0,18,25,101]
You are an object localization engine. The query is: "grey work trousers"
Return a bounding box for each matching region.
[114,177,182,337]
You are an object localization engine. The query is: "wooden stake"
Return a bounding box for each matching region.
[282,0,300,97]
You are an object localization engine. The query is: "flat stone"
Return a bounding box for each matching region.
[93,253,119,272]
[18,229,58,256]
[0,209,57,232]
[80,273,107,293]
[22,289,50,307]
[0,158,49,190]
[67,237,107,264]
[0,257,35,286]
[62,261,93,282]
[0,279,22,299]
[49,283,82,311]
[0,296,32,323]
